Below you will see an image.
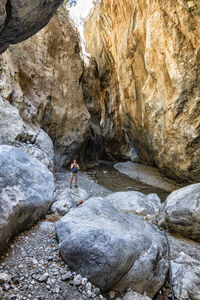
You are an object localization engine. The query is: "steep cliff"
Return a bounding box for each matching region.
[84,0,200,183]
[0,0,64,54]
[0,6,90,169]
[82,56,129,164]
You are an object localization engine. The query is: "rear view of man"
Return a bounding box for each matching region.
[70,159,80,188]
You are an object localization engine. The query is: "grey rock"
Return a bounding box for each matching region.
[55,197,168,297]
[61,271,72,281]
[0,272,11,284]
[37,273,49,282]
[51,199,72,216]
[87,290,92,297]
[73,274,82,285]
[3,283,10,291]
[0,0,64,54]
[82,277,88,286]
[123,292,152,300]
[16,129,54,170]
[51,187,89,215]
[105,191,161,220]
[171,252,200,300]
[0,145,55,254]
[6,295,17,300]
[0,97,24,145]
[109,291,115,299]
[39,222,55,233]
[86,282,92,291]
[158,183,200,242]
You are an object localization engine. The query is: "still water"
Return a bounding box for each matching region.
[86,165,169,202]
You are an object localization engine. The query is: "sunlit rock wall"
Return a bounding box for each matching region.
[84,0,200,182]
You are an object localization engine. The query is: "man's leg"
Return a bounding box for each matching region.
[70,174,73,188]
[75,174,78,187]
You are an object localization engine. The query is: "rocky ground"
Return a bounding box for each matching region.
[0,171,113,300]
[0,169,200,300]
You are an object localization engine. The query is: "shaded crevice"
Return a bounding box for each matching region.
[4,0,12,28]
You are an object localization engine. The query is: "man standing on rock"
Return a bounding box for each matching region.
[70,159,80,188]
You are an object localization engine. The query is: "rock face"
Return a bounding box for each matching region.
[171,252,200,300]
[84,0,200,183]
[0,145,55,254]
[0,6,90,169]
[0,0,64,54]
[105,191,161,221]
[82,55,130,164]
[56,197,168,297]
[158,183,200,242]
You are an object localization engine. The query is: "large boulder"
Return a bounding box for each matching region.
[171,252,200,300]
[0,0,64,54]
[51,187,89,215]
[55,197,168,297]
[0,98,54,169]
[0,97,24,145]
[105,191,161,221]
[0,145,55,253]
[158,183,200,242]
[15,129,55,170]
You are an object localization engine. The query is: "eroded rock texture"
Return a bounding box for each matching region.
[0,0,64,54]
[84,0,200,182]
[0,6,90,168]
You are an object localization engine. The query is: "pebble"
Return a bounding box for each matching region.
[86,282,92,291]
[87,290,92,297]
[110,290,115,299]
[37,272,49,282]
[82,277,88,285]
[3,282,10,291]
[0,272,11,283]
[0,172,111,300]
[73,274,82,285]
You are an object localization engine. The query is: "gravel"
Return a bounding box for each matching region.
[0,170,111,300]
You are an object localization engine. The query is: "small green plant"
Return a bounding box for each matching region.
[186,0,199,13]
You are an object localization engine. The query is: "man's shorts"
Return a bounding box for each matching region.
[70,172,78,179]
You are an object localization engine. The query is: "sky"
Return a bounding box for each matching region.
[69,0,94,24]
[68,0,94,54]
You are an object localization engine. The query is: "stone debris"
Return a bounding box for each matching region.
[171,252,200,300]
[0,273,11,284]
[123,291,152,300]
[0,171,111,300]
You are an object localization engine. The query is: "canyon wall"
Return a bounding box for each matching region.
[0,6,90,169]
[84,0,200,183]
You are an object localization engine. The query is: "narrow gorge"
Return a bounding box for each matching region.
[0,0,200,300]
